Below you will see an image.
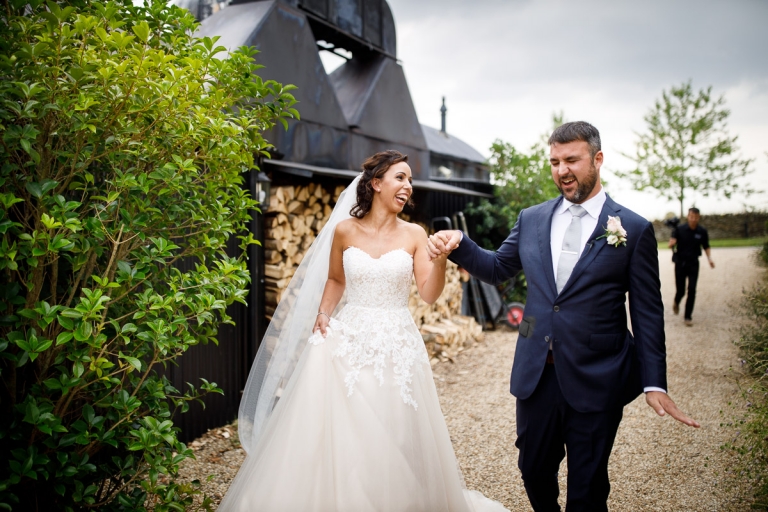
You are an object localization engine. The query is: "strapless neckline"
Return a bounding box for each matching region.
[341,244,413,311]
[344,246,412,261]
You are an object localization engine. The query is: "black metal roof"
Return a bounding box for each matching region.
[265,160,493,197]
[421,124,486,165]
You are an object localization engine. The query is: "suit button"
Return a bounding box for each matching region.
[553,306,560,312]
[544,336,550,342]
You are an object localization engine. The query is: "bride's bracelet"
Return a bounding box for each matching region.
[317,311,330,320]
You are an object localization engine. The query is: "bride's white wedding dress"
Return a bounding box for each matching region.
[218,246,508,512]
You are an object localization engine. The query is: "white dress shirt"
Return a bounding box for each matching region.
[550,186,606,280]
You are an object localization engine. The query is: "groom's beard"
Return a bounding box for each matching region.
[557,163,598,203]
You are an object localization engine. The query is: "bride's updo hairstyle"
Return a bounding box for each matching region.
[350,149,413,218]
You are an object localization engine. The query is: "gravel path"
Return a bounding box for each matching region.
[435,246,762,511]
[178,246,763,510]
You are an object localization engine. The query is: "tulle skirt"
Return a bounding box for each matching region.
[218,313,508,512]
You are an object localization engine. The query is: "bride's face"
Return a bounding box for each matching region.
[372,162,413,213]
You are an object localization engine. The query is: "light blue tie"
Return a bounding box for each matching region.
[556,205,587,293]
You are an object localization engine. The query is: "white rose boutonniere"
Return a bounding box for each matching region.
[597,216,627,247]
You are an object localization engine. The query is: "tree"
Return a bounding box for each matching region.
[0,0,297,510]
[465,115,563,250]
[616,82,754,218]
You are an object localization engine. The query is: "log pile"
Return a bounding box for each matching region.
[421,316,483,365]
[263,183,345,317]
[410,261,483,365]
[263,183,483,361]
[408,260,463,326]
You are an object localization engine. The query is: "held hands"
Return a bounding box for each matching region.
[426,230,462,261]
[645,391,700,428]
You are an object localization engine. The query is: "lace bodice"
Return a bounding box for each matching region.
[308,247,429,409]
[342,246,413,309]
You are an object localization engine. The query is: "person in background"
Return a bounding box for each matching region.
[669,207,715,326]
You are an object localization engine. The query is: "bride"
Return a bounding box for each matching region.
[218,150,508,512]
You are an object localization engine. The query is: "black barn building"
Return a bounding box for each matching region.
[170,0,493,440]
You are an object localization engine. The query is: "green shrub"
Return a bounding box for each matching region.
[762,220,768,266]
[465,139,561,251]
[739,285,768,372]
[0,0,297,509]
[730,281,768,506]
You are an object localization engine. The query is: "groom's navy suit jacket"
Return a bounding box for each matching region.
[450,195,667,413]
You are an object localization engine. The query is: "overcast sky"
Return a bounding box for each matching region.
[371,0,768,220]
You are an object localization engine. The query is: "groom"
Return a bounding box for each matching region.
[427,122,699,512]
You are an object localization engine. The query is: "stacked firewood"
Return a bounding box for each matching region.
[408,261,463,326]
[412,262,483,365]
[263,183,483,360]
[263,183,345,317]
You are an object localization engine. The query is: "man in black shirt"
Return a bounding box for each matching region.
[669,207,715,326]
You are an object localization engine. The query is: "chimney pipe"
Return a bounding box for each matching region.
[440,97,447,134]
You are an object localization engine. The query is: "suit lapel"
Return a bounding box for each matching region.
[537,197,562,298]
[557,195,621,297]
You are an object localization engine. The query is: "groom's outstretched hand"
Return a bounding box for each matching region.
[646,391,700,428]
[426,230,462,260]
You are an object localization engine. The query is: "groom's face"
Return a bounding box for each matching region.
[549,141,603,204]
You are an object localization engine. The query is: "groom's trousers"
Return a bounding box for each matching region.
[515,363,623,512]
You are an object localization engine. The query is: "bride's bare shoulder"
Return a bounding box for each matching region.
[398,219,428,242]
[336,218,359,233]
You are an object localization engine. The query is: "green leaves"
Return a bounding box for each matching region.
[45,1,75,24]
[73,321,92,342]
[131,21,150,43]
[0,0,296,508]
[129,416,178,453]
[465,115,563,252]
[617,81,757,217]
[24,179,57,199]
[12,328,53,362]
[10,81,44,100]
[118,351,141,372]
[3,124,42,162]
[40,213,62,230]
[8,445,49,483]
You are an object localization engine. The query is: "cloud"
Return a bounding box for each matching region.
[389,0,768,218]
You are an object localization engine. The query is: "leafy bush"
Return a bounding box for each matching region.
[762,221,768,266]
[465,139,560,251]
[762,242,768,266]
[729,261,768,506]
[0,0,297,509]
[739,285,768,372]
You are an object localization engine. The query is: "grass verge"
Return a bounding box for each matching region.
[658,237,767,250]
[727,243,768,507]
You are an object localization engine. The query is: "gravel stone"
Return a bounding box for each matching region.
[178,246,762,510]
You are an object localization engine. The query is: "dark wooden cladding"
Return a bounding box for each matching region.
[164,235,253,443]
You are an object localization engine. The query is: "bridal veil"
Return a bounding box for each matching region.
[237,174,361,453]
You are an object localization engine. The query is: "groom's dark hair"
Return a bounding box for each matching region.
[548,121,601,158]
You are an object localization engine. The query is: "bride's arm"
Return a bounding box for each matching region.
[312,224,347,335]
[412,226,448,305]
